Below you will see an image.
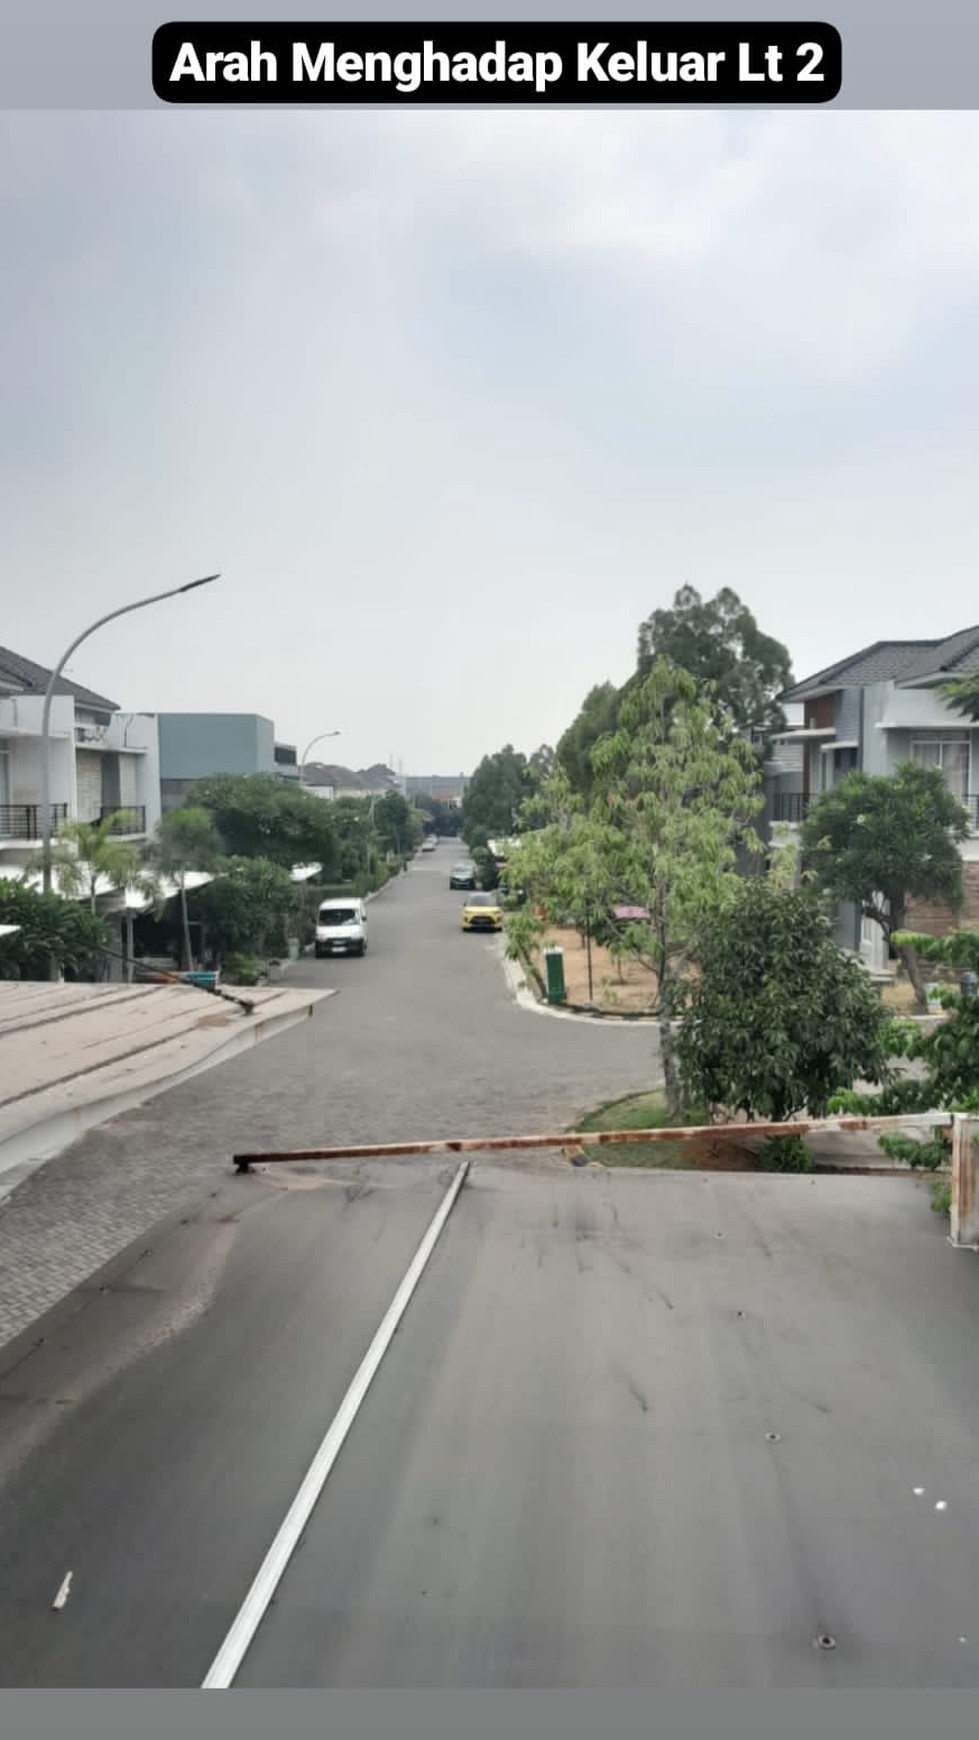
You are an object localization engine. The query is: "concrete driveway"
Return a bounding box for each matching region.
[0,1157,974,1687]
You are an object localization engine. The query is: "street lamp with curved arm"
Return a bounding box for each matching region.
[41,574,221,895]
[299,730,341,782]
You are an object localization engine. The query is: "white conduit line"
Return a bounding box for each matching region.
[201,1159,470,1689]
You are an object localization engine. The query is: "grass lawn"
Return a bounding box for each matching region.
[572,1090,764,1170]
[573,1091,698,1168]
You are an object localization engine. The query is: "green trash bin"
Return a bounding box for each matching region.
[544,946,566,1005]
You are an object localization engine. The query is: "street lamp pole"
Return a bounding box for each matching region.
[41,574,221,896]
[299,730,341,784]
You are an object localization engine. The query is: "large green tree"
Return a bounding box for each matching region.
[801,763,969,1009]
[676,879,892,1126]
[372,791,423,861]
[555,684,623,799]
[188,856,300,965]
[509,662,763,1117]
[330,797,376,880]
[462,746,535,848]
[590,661,764,1113]
[636,585,793,750]
[504,781,624,975]
[188,773,340,876]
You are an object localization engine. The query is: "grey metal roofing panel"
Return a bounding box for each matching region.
[0,643,119,712]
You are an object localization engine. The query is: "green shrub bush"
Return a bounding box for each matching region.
[757,1133,814,1173]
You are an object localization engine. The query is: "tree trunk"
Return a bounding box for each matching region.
[900,939,928,1011]
[179,877,193,971]
[888,902,928,1012]
[659,1008,681,1122]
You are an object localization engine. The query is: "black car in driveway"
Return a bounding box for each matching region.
[449,860,477,890]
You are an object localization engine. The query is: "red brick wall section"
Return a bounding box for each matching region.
[906,862,979,936]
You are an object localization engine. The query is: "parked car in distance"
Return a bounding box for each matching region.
[462,891,504,932]
[421,837,437,852]
[314,898,368,958]
[449,860,477,890]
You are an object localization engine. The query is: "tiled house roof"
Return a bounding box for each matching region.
[896,627,979,684]
[0,643,118,712]
[781,632,979,702]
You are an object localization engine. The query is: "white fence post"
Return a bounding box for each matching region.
[950,1113,979,1249]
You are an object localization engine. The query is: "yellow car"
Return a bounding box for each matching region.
[462,892,504,932]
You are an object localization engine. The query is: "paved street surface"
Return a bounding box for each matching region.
[0,1157,976,1688]
[0,850,655,1347]
[2,847,976,1689]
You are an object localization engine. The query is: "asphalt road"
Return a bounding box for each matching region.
[0,847,656,1345]
[3,849,979,1687]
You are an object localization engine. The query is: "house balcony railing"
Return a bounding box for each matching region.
[0,802,69,841]
[94,805,147,835]
[772,792,812,824]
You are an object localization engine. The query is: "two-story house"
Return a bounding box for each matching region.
[768,627,979,968]
[0,644,161,870]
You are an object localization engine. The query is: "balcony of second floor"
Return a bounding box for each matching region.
[771,787,979,835]
[93,805,148,837]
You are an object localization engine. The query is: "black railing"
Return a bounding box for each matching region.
[772,792,812,824]
[768,793,817,824]
[95,805,147,834]
[773,790,979,829]
[0,802,68,840]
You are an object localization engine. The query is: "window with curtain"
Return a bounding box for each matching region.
[911,734,970,802]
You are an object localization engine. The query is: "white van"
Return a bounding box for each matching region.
[314,897,368,958]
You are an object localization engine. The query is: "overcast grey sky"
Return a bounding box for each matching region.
[2,110,978,774]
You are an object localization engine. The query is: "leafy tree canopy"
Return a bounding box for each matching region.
[372,790,423,858]
[509,660,764,1117]
[188,855,300,962]
[636,584,794,749]
[676,879,892,1124]
[187,773,341,875]
[462,745,536,847]
[801,762,969,1007]
[555,684,623,799]
[0,881,108,980]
